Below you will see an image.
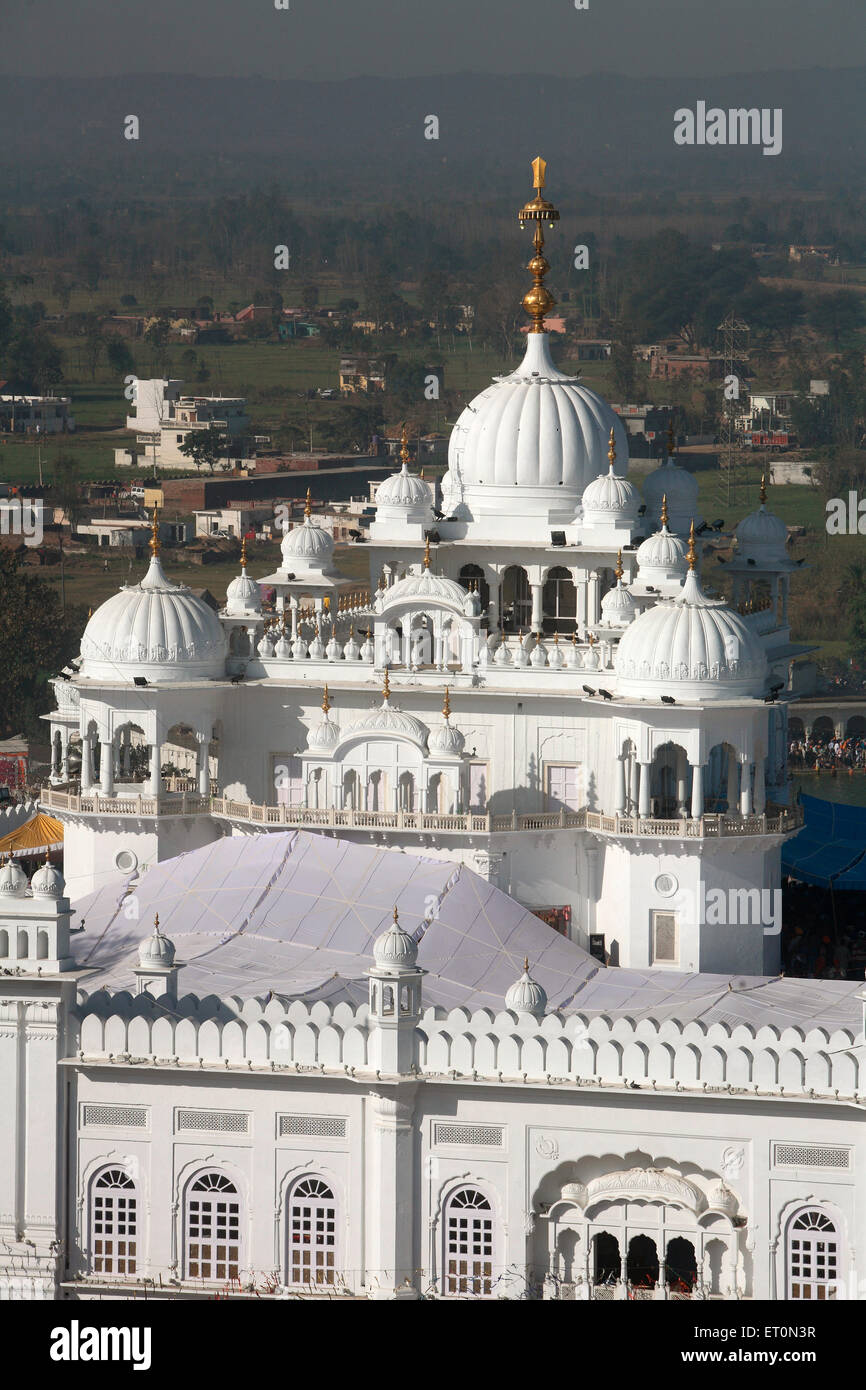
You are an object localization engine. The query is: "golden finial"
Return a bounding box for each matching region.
[523,955,529,973]
[517,155,560,332]
[687,519,697,571]
[323,594,330,610]
[400,423,410,467]
[149,506,160,556]
[760,474,767,504]
[393,905,400,926]
[660,493,669,529]
[667,419,675,459]
[554,631,559,645]
[423,536,431,569]
[304,487,312,519]
[382,669,391,700]
[588,631,595,646]
[154,912,160,931]
[608,427,616,470]
[615,547,623,581]
[365,627,372,640]
[322,684,331,714]
[443,686,451,719]
[240,535,248,567]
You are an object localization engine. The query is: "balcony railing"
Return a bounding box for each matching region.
[41,786,803,838]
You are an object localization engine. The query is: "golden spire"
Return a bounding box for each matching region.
[615,548,623,581]
[154,912,160,930]
[304,487,312,519]
[322,684,331,714]
[149,507,160,556]
[667,418,676,459]
[760,474,767,504]
[443,686,451,719]
[517,156,560,332]
[608,427,617,470]
[240,535,248,567]
[400,423,410,467]
[382,669,391,700]
[687,519,697,571]
[588,631,595,646]
[523,955,529,973]
[393,905,400,926]
[660,493,669,529]
[423,536,431,569]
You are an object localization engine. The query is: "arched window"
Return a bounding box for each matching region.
[185,1172,241,1282]
[287,1177,337,1287]
[787,1209,839,1300]
[542,566,576,632]
[443,1187,495,1298]
[91,1167,138,1276]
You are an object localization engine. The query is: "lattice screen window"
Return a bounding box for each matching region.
[279,1115,347,1139]
[288,1178,337,1287]
[444,1187,495,1298]
[83,1104,148,1128]
[788,1210,839,1301]
[91,1168,138,1276]
[176,1109,248,1134]
[433,1123,504,1147]
[775,1144,850,1169]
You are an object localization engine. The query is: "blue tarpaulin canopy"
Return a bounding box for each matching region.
[782,793,866,889]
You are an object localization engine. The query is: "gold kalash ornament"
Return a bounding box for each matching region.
[517,156,561,332]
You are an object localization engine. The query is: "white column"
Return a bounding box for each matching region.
[148,738,161,796]
[80,732,93,790]
[587,571,600,627]
[638,763,651,817]
[196,733,210,796]
[402,627,411,667]
[100,738,114,797]
[60,728,71,781]
[690,762,704,819]
[740,760,753,816]
[530,582,543,632]
[614,756,627,814]
[367,1089,419,1299]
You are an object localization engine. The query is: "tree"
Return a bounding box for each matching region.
[178,425,229,472]
[610,321,637,399]
[0,550,79,737]
[301,283,319,313]
[2,328,63,393]
[51,454,83,529]
[807,292,865,349]
[145,317,171,375]
[106,336,135,377]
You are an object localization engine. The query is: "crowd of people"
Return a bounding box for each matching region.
[781,881,866,980]
[788,735,866,770]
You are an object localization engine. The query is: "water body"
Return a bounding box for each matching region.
[791,773,866,808]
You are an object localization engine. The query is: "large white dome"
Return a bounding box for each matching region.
[615,566,768,700]
[443,333,629,520]
[79,554,227,683]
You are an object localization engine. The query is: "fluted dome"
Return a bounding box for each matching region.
[138,920,175,967]
[31,859,65,898]
[346,697,429,748]
[642,457,701,535]
[281,514,335,570]
[615,566,768,700]
[376,460,432,510]
[373,909,418,968]
[0,858,28,898]
[581,462,640,526]
[735,502,788,564]
[706,1180,738,1216]
[600,579,637,627]
[79,553,227,683]
[505,961,547,1019]
[225,566,262,618]
[383,568,468,609]
[636,522,689,585]
[444,333,629,521]
[428,694,465,756]
[308,689,340,751]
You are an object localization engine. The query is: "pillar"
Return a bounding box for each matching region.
[587,571,600,627]
[80,731,93,791]
[690,762,704,819]
[629,757,640,815]
[148,739,161,796]
[100,738,114,797]
[196,733,210,797]
[367,1089,419,1299]
[614,756,627,814]
[638,762,651,818]
[530,582,543,632]
[289,595,299,640]
[740,760,753,817]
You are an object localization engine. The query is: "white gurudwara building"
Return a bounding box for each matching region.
[2,161,863,1302]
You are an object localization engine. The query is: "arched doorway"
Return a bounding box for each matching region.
[542,566,577,634]
[666,1236,698,1295]
[593,1231,620,1288]
[501,566,531,633]
[627,1234,659,1292]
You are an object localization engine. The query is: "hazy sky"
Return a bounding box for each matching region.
[1,0,863,79]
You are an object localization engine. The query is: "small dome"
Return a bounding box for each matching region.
[280,494,335,571]
[505,959,547,1018]
[581,454,640,525]
[225,546,262,618]
[376,460,432,510]
[0,858,28,898]
[616,549,768,700]
[642,457,701,535]
[373,908,418,969]
[138,917,176,967]
[636,519,689,581]
[346,691,429,747]
[428,690,465,755]
[383,566,468,610]
[308,687,340,750]
[705,1180,738,1216]
[735,486,788,564]
[31,858,65,898]
[80,550,227,683]
[600,579,637,627]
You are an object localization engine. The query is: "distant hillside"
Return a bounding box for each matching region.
[1,70,864,204]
